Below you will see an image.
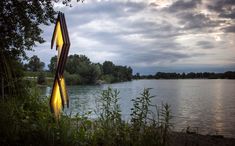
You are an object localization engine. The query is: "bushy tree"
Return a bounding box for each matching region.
[103,61,115,75]
[48,55,57,73]
[0,0,83,97]
[0,0,54,97]
[0,0,55,59]
[25,55,45,72]
[37,72,46,84]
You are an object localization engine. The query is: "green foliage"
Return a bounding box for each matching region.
[0,0,82,98]
[131,88,154,132]
[48,54,133,85]
[92,88,172,146]
[130,88,173,146]
[103,61,115,74]
[0,0,55,60]
[94,87,124,145]
[134,71,235,79]
[64,55,100,84]
[0,86,53,145]
[24,71,53,78]
[0,55,26,98]
[64,71,80,85]
[65,55,90,74]
[0,86,172,145]
[0,85,90,145]
[102,74,116,83]
[48,56,57,74]
[25,55,45,72]
[37,72,46,85]
[103,61,132,82]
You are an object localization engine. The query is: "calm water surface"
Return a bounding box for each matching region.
[41,79,235,138]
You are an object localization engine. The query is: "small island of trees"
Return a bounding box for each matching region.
[24,54,133,85]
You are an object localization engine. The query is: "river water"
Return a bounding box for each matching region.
[41,79,235,138]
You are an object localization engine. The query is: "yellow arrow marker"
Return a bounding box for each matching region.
[50,12,70,119]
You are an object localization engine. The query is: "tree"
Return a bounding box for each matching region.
[37,72,46,84]
[0,0,55,97]
[103,61,115,75]
[25,55,45,72]
[0,0,56,59]
[133,72,140,79]
[48,56,57,73]
[0,0,83,97]
[65,54,91,74]
[63,55,132,84]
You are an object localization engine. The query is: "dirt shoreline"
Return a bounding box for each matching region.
[169,132,235,146]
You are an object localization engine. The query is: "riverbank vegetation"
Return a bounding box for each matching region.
[0,87,172,145]
[133,71,235,79]
[24,55,132,85]
[1,85,234,146]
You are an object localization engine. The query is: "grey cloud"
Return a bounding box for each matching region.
[207,0,235,17]
[61,1,147,29]
[80,27,182,53]
[125,20,181,38]
[69,1,146,18]
[64,1,191,67]
[31,0,235,73]
[156,0,220,33]
[165,0,234,32]
[219,11,235,19]
[206,0,235,33]
[207,0,235,27]
[166,0,201,12]
[149,2,159,7]
[223,25,235,32]
[196,41,214,49]
[177,12,218,30]
[120,50,201,66]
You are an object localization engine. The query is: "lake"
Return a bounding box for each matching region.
[41,79,235,138]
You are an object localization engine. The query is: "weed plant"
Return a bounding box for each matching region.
[0,87,172,146]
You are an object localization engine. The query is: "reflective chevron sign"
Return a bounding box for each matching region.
[50,12,70,119]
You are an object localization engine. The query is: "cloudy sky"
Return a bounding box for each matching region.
[28,0,235,74]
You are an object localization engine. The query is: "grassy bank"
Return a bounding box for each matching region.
[1,86,234,146]
[24,71,130,86]
[0,87,172,145]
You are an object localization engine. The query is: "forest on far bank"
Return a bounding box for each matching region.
[23,54,235,86]
[23,54,133,85]
[133,71,235,79]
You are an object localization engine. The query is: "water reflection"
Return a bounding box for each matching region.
[213,80,224,135]
[40,79,235,138]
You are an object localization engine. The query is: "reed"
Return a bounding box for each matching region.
[0,87,172,146]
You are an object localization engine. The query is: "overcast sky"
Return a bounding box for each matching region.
[28,0,235,74]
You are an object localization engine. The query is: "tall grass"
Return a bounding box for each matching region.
[0,87,172,145]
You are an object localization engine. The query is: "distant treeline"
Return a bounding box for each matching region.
[24,54,133,85]
[133,71,235,79]
[61,54,133,84]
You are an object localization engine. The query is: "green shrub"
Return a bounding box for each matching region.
[64,71,80,85]
[129,88,172,146]
[0,86,83,145]
[102,74,115,83]
[37,72,46,84]
[93,87,126,145]
[0,87,172,146]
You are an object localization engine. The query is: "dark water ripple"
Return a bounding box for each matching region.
[41,79,235,138]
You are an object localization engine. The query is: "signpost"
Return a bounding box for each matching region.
[50,12,70,119]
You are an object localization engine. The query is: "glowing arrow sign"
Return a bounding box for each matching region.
[50,12,70,119]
